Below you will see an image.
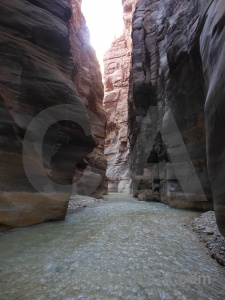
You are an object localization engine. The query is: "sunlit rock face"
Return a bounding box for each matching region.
[0,0,106,230]
[103,0,137,193]
[69,0,107,197]
[128,0,225,228]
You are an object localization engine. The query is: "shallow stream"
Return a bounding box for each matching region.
[0,194,225,299]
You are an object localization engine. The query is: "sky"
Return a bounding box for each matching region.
[81,0,124,66]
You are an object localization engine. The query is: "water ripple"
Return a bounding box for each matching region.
[0,194,224,299]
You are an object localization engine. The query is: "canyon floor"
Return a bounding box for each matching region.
[0,194,225,299]
[69,195,225,268]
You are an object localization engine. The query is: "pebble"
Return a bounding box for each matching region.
[197,226,206,230]
[55,266,63,273]
[195,218,200,221]
[205,228,214,235]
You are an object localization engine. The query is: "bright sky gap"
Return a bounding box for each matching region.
[81,0,124,67]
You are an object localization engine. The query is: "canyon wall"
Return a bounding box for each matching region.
[0,0,106,230]
[103,0,137,193]
[69,0,107,197]
[128,0,225,234]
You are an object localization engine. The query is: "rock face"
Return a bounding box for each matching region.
[128,0,225,235]
[201,0,225,237]
[103,0,137,193]
[69,0,107,197]
[0,0,106,230]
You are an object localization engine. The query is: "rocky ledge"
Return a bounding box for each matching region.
[67,195,106,214]
[192,211,225,267]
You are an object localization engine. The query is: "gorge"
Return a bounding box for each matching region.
[104,0,225,237]
[0,0,225,238]
[0,0,225,297]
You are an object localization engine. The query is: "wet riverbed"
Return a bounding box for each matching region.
[0,194,225,299]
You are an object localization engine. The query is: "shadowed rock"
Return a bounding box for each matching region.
[128,0,225,236]
[0,0,102,230]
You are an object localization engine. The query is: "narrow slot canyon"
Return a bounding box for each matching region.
[1,0,225,299]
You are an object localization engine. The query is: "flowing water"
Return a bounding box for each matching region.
[0,194,225,300]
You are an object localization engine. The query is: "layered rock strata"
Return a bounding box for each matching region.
[103,0,137,193]
[69,0,107,197]
[128,0,225,235]
[0,0,106,230]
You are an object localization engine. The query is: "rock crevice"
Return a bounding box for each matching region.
[103,0,137,193]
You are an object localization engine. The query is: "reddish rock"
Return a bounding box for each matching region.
[0,0,106,230]
[103,0,137,193]
[69,0,107,197]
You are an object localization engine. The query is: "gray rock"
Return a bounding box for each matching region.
[205,228,214,235]
[128,0,225,236]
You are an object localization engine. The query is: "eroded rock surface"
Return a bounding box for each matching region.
[0,0,105,230]
[103,0,137,193]
[192,211,225,266]
[128,0,225,234]
[69,0,107,197]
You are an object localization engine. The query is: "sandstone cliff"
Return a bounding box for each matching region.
[0,0,106,230]
[69,0,107,197]
[128,0,225,235]
[103,0,137,193]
